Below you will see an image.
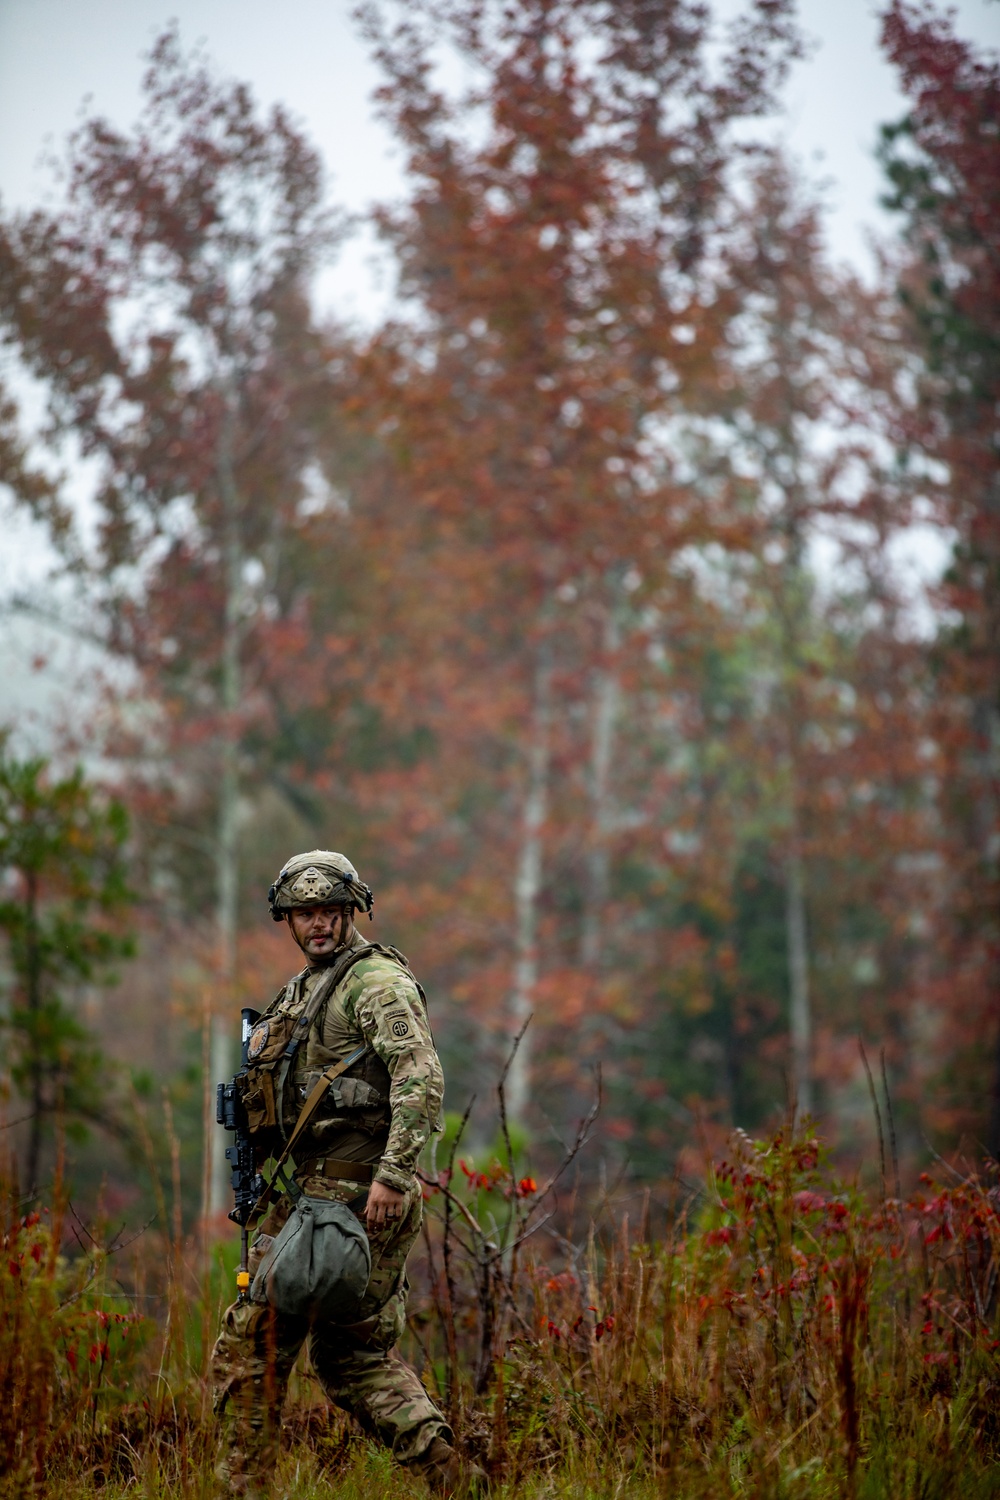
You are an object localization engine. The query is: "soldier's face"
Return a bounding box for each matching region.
[286,903,352,961]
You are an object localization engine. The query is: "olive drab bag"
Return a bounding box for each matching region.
[250,1195,371,1322]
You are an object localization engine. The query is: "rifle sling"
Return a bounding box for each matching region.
[251,1043,370,1224]
[270,946,369,1129]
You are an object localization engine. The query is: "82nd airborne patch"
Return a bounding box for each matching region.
[248,1019,270,1060]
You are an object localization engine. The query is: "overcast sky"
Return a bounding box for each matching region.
[1,0,998,321]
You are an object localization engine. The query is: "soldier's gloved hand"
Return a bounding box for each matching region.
[363,1180,406,1230]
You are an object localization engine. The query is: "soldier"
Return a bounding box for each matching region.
[211,850,466,1496]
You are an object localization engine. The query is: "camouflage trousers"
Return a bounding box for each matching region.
[210,1179,450,1496]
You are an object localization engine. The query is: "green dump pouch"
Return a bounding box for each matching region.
[249,1195,371,1323]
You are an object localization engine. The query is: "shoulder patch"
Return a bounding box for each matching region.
[247,1020,270,1060]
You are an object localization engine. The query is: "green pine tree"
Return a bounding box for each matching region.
[0,745,134,1192]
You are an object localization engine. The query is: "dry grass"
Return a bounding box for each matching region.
[3,1121,999,1498]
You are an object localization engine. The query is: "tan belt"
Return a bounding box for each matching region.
[305,1157,374,1185]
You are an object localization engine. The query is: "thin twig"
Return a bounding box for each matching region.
[920,1138,972,1184]
[497,1016,531,1251]
[497,1015,531,1095]
[880,1049,902,1202]
[418,1171,488,1242]
[441,1094,474,1418]
[506,1211,553,1253]
[68,1201,102,1249]
[858,1039,886,1200]
[535,1066,602,1208]
[417,1196,479,1258]
[108,1213,158,1255]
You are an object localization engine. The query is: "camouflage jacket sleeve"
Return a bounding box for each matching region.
[349,955,444,1194]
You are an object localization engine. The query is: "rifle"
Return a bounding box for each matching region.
[216,1007,265,1303]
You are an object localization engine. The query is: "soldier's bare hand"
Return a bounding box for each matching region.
[363,1181,406,1230]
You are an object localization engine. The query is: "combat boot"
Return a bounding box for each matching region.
[408,1435,487,1496]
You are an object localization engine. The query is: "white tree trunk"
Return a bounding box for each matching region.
[777,561,813,1127]
[785,823,812,1121]
[580,610,620,971]
[505,649,551,1128]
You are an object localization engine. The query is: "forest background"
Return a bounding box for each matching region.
[0,0,997,1239]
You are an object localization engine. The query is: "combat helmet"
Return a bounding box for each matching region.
[267,850,373,922]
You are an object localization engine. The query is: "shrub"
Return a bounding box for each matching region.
[2,1121,998,1497]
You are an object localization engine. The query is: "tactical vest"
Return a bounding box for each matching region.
[236,942,419,1156]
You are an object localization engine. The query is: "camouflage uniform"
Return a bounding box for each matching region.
[211,926,450,1496]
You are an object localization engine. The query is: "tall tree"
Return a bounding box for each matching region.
[589,152,940,1161]
[879,1,1000,1152]
[356,0,802,1122]
[0,29,340,1210]
[0,746,132,1192]
[711,156,931,1120]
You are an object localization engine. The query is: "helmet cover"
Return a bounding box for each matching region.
[268,849,373,922]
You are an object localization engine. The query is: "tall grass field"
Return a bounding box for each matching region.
[2,1121,998,1498]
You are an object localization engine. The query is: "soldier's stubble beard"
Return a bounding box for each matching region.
[286,906,356,966]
